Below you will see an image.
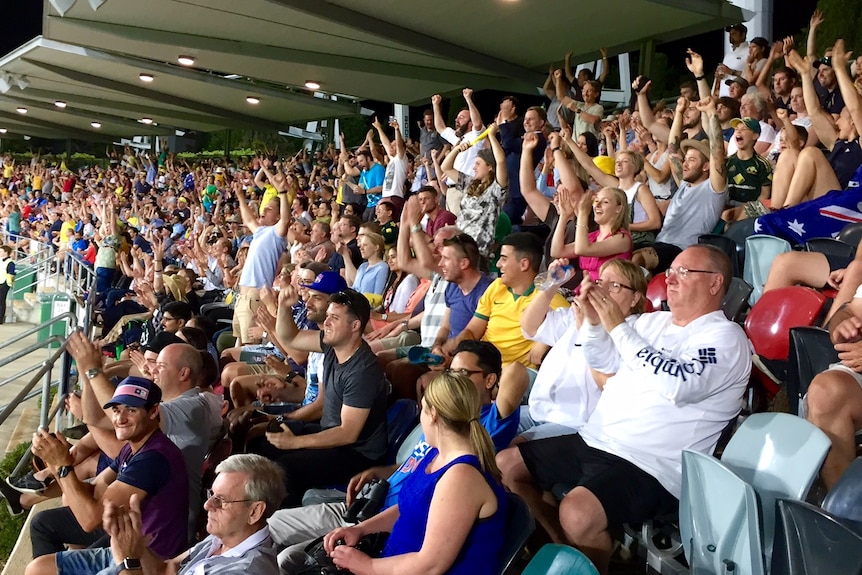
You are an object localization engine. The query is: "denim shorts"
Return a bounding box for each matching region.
[56,547,117,575]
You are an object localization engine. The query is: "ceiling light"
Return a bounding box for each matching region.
[16,107,27,114]
[139,118,153,124]
[0,129,7,134]
[177,56,195,66]
[139,73,154,82]
[23,135,30,141]
[304,81,321,90]
[54,101,67,108]
[246,96,260,105]
[91,122,101,128]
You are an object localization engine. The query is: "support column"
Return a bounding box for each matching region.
[393,104,409,139]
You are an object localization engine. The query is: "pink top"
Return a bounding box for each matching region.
[579,228,633,281]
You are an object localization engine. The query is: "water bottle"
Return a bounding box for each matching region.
[535,264,575,291]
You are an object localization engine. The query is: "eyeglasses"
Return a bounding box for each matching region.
[444,367,485,378]
[162,315,179,322]
[206,489,252,509]
[593,279,635,293]
[664,266,719,280]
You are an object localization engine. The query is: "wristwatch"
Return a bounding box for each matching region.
[57,465,73,478]
[381,313,388,321]
[401,320,409,330]
[84,367,103,380]
[409,224,423,234]
[122,557,142,571]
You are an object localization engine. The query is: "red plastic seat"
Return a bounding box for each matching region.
[744,287,828,395]
[646,273,668,311]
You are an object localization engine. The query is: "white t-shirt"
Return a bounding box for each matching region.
[578,311,751,497]
[382,154,408,199]
[720,42,750,97]
[440,127,485,180]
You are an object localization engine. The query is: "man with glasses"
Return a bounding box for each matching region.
[266,340,523,571]
[102,454,285,575]
[498,245,750,573]
[160,301,191,335]
[268,287,389,506]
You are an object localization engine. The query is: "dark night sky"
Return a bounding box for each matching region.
[1,0,42,54]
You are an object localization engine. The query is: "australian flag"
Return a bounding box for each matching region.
[755,164,862,243]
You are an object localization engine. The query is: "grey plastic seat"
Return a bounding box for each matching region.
[743,235,791,306]
[770,499,862,575]
[785,326,836,416]
[837,221,862,247]
[805,237,856,261]
[680,450,765,575]
[720,413,831,564]
[497,493,535,575]
[823,456,862,534]
[720,277,753,323]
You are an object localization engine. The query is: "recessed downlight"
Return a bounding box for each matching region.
[177,56,195,66]
[16,107,27,114]
[139,118,153,124]
[139,73,154,82]
[0,129,7,134]
[246,96,260,105]
[304,81,321,90]
[54,101,67,108]
[91,122,101,129]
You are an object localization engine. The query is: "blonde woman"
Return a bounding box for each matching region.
[550,186,633,282]
[341,231,388,296]
[325,372,507,575]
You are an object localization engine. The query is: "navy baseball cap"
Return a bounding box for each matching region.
[103,376,162,409]
[300,271,349,295]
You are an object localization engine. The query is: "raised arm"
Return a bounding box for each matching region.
[233,180,260,233]
[439,143,466,183]
[685,49,713,103]
[519,133,553,221]
[598,47,611,84]
[806,9,824,68]
[561,129,618,188]
[787,49,838,150]
[397,196,441,279]
[390,119,406,158]
[542,66,556,100]
[698,97,728,193]
[274,285,324,352]
[635,78,670,143]
[564,51,576,84]
[372,116,393,157]
[462,88,484,131]
[667,97,688,186]
[832,39,862,137]
[487,123,507,188]
[431,94,448,135]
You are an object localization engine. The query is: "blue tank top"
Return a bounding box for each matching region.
[382,449,507,575]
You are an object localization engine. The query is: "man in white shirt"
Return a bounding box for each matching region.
[497,245,751,574]
[717,23,751,97]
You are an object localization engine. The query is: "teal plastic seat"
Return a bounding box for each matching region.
[521,544,600,575]
[680,450,765,575]
[720,413,831,563]
[743,235,791,305]
[522,367,539,405]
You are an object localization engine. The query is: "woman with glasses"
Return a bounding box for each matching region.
[515,258,647,442]
[324,371,507,575]
[549,186,633,283]
[439,123,508,262]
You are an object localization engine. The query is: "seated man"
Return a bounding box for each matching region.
[266,341,524,571]
[25,377,189,574]
[444,232,569,368]
[102,454,284,575]
[260,286,388,507]
[805,283,862,488]
[497,245,751,574]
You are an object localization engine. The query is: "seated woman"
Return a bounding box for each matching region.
[324,372,507,575]
[369,246,420,331]
[516,259,647,443]
[342,231,389,299]
[550,186,632,283]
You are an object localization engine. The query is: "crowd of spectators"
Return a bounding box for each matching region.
[0,9,859,575]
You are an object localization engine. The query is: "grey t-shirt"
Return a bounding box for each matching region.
[656,178,727,249]
[320,337,389,461]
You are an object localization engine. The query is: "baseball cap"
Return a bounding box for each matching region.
[103,376,162,409]
[725,23,747,33]
[724,77,750,91]
[814,55,833,69]
[141,331,183,355]
[301,271,349,295]
[730,117,762,134]
[681,139,711,161]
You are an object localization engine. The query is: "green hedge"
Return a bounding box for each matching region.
[0,443,30,567]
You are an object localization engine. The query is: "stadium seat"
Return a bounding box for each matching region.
[720,413,831,562]
[497,493,535,575]
[521,544,600,575]
[744,234,791,306]
[386,399,419,464]
[646,273,668,312]
[785,327,837,416]
[721,277,753,323]
[699,233,741,277]
[837,221,862,247]
[770,499,862,575]
[680,450,765,575]
[805,237,856,261]
[822,457,862,534]
[744,287,828,396]
[522,367,538,405]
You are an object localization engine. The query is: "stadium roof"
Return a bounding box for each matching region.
[0,0,749,141]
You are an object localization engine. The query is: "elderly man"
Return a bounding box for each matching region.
[25,377,189,574]
[102,454,285,575]
[497,245,751,574]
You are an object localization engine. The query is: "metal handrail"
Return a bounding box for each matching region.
[0,312,77,352]
[0,336,70,430]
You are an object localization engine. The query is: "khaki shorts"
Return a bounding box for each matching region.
[375,330,421,352]
[232,292,262,343]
